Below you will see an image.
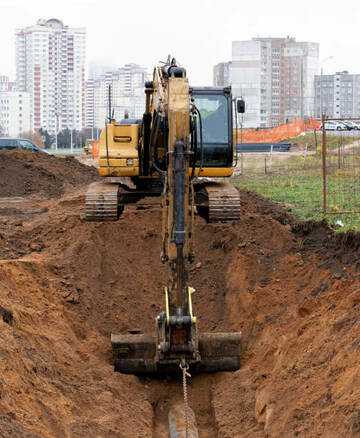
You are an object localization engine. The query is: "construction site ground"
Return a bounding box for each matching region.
[0,149,360,437]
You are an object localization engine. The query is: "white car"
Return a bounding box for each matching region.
[344,120,360,130]
[319,121,347,131]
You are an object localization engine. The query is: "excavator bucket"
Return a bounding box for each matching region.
[111,331,241,375]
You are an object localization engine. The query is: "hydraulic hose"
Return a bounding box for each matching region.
[190,115,197,179]
[150,113,166,174]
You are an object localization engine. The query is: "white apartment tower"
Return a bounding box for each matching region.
[231,37,319,128]
[0,91,30,137]
[15,19,86,134]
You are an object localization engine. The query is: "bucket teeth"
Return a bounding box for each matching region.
[111,331,241,375]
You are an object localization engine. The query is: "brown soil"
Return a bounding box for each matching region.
[0,150,98,198]
[0,153,360,437]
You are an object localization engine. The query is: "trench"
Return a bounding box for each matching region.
[146,375,218,437]
[1,183,359,437]
[0,194,282,438]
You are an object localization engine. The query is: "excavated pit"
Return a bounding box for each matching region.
[0,150,360,437]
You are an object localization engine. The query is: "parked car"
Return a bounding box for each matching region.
[319,121,348,131]
[339,121,354,130]
[0,138,48,153]
[344,120,360,130]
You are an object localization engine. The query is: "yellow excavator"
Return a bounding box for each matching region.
[83,138,94,155]
[86,57,243,374]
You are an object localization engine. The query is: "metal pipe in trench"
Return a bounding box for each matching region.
[168,403,199,438]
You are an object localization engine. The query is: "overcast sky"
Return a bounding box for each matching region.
[1,0,359,85]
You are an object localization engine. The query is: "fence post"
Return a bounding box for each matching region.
[241,152,244,175]
[314,129,318,152]
[322,114,327,218]
[269,144,273,172]
[303,143,308,168]
[264,157,267,174]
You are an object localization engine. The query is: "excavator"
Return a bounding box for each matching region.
[85,57,243,375]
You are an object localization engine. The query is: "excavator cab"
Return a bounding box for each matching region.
[190,86,234,171]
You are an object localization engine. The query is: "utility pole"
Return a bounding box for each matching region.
[300,59,304,120]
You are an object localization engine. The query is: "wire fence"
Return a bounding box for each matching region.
[232,129,360,230]
[324,134,360,229]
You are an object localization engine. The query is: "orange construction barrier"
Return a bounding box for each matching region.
[92,141,99,158]
[235,118,321,143]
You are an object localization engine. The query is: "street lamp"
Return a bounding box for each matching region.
[320,56,333,118]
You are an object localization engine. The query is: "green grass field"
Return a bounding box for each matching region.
[287,132,358,151]
[233,134,360,231]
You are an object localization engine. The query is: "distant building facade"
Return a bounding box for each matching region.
[15,18,86,134]
[0,76,16,92]
[230,37,319,127]
[86,64,148,130]
[314,71,360,118]
[213,62,231,87]
[0,90,30,137]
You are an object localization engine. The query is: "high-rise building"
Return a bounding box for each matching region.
[314,71,360,119]
[0,76,16,92]
[15,18,86,135]
[85,64,148,130]
[230,37,319,127]
[213,62,231,87]
[87,62,116,80]
[0,90,30,137]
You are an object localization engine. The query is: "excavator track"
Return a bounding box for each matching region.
[195,181,240,223]
[85,182,121,221]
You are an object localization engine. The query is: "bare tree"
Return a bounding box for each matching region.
[21,131,43,147]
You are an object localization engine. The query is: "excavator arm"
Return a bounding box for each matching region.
[111,58,241,374]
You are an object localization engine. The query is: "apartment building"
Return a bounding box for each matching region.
[0,76,16,92]
[15,18,86,134]
[230,37,319,127]
[0,90,30,136]
[85,64,148,130]
[314,71,360,118]
[213,62,231,87]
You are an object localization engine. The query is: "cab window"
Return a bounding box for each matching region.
[192,94,232,167]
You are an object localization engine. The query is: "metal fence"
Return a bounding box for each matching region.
[322,117,360,229]
[232,125,360,230]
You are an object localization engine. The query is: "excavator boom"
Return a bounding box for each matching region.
[111,58,241,374]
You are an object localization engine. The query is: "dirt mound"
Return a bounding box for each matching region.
[242,189,360,268]
[0,150,98,198]
[0,187,360,437]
